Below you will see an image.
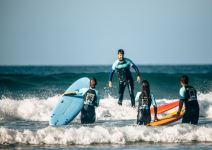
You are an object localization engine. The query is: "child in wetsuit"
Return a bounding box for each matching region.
[64,77,100,124]
[81,77,100,124]
[135,80,158,125]
[177,75,199,125]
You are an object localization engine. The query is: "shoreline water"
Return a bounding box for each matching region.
[0,65,212,149]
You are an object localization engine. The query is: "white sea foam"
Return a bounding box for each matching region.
[0,92,212,122]
[0,93,212,145]
[0,96,59,121]
[0,124,212,145]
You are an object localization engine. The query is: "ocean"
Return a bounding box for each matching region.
[0,65,212,149]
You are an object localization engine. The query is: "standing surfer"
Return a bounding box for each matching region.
[108,49,141,107]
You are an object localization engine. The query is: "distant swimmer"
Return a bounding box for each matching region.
[108,49,141,107]
[64,78,100,124]
[135,80,158,125]
[177,75,199,125]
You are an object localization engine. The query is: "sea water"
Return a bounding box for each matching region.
[0,65,212,149]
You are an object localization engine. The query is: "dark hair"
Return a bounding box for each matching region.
[90,77,97,85]
[141,80,150,97]
[180,75,189,84]
[118,49,124,54]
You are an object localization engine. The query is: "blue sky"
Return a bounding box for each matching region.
[0,0,212,65]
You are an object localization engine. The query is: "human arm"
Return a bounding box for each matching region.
[63,88,88,96]
[126,58,141,82]
[108,70,115,88]
[135,92,141,102]
[177,87,186,115]
[95,90,100,107]
[132,64,141,83]
[151,94,158,121]
[63,91,77,96]
[177,101,184,115]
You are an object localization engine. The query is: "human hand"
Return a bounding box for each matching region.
[137,76,141,83]
[109,81,112,88]
[154,116,159,122]
[176,111,181,116]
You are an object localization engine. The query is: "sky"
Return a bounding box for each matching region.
[0,0,212,65]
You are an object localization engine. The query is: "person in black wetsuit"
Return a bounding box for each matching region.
[81,78,100,124]
[177,75,199,125]
[108,49,141,107]
[135,80,158,125]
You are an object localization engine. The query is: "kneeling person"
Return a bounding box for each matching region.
[135,80,158,125]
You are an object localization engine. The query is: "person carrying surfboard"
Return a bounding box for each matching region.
[135,80,158,125]
[177,75,199,125]
[64,77,100,124]
[81,77,100,124]
[108,49,141,107]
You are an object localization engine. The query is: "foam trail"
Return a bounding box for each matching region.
[0,92,212,122]
[0,96,59,121]
[0,124,212,145]
[198,92,212,118]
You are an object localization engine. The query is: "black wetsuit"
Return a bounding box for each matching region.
[137,92,152,125]
[117,66,135,106]
[180,85,199,125]
[81,89,98,124]
[109,58,140,107]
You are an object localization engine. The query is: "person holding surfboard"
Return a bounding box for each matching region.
[177,75,199,125]
[135,80,158,125]
[81,77,100,124]
[63,77,100,124]
[108,49,141,107]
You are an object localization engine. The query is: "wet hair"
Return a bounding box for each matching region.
[180,75,189,84]
[90,77,97,86]
[141,80,150,97]
[118,49,124,55]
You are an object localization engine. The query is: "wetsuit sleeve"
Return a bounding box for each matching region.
[151,94,157,107]
[125,58,140,76]
[109,70,115,82]
[109,61,117,81]
[78,88,89,96]
[95,90,100,107]
[135,92,141,102]
[132,64,140,76]
[179,87,186,101]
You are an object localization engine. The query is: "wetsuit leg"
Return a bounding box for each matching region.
[118,81,126,105]
[190,109,199,125]
[81,107,86,124]
[137,109,151,125]
[81,105,96,124]
[145,110,151,125]
[182,108,199,125]
[182,111,190,124]
[127,79,135,107]
[137,109,144,125]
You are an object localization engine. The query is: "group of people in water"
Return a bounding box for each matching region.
[75,49,200,125]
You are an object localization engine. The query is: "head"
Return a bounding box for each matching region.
[180,75,189,86]
[90,77,97,88]
[117,49,124,61]
[141,80,150,95]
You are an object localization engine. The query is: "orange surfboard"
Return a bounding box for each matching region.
[150,101,179,114]
[148,110,184,126]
